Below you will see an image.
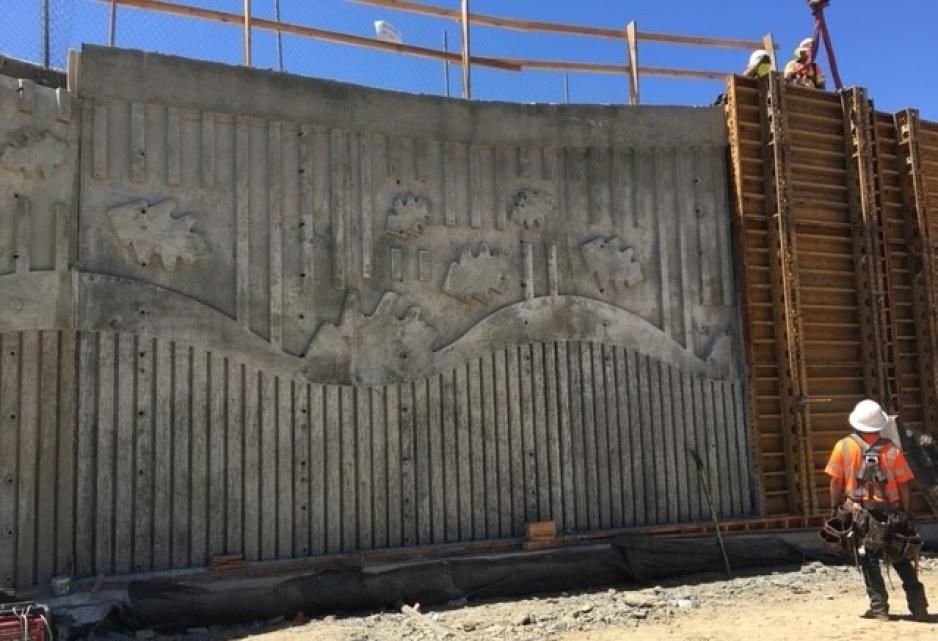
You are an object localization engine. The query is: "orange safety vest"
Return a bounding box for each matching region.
[824,433,913,504]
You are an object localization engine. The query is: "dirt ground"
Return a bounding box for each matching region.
[118,557,938,641]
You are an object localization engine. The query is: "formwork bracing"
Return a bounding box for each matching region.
[726,73,938,519]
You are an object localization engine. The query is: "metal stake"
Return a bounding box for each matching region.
[40,0,50,67]
[563,72,570,103]
[690,449,733,578]
[442,30,450,98]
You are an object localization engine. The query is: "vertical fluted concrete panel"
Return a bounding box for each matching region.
[0,331,753,589]
[0,48,757,590]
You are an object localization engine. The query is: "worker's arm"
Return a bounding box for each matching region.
[899,481,912,514]
[829,477,845,512]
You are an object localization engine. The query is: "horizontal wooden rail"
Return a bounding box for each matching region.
[351,0,768,49]
[97,0,522,71]
[97,0,733,84]
[351,0,624,39]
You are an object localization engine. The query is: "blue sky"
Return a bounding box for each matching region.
[2,0,937,117]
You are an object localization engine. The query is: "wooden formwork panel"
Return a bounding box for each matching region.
[727,75,938,519]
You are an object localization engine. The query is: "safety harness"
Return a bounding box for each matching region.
[849,433,890,503]
[790,61,823,88]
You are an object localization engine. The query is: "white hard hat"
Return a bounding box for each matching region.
[749,49,770,66]
[799,37,815,50]
[849,399,894,433]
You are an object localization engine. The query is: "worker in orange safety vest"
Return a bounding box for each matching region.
[825,399,929,622]
[784,37,827,89]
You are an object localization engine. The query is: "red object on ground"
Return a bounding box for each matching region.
[0,614,47,641]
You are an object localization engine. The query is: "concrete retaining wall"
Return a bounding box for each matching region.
[0,47,755,591]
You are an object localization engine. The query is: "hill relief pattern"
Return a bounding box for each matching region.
[0,47,754,591]
[64,47,740,386]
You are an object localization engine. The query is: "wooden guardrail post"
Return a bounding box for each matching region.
[625,21,639,105]
[108,0,119,46]
[761,33,777,70]
[761,72,815,520]
[459,0,471,99]
[895,109,938,434]
[243,0,252,66]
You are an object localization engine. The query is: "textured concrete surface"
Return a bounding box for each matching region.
[0,46,753,591]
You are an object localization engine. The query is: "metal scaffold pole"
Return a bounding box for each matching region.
[274,0,283,71]
[40,0,50,67]
[442,30,451,97]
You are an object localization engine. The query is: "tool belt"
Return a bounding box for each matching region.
[820,500,922,563]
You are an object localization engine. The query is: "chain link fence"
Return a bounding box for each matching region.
[1,0,762,104]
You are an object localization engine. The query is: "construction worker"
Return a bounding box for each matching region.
[784,37,826,89]
[744,49,772,79]
[825,399,929,622]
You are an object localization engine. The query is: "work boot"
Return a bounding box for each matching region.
[862,609,890,622]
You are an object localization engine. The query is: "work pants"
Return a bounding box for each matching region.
[860,553,928,614]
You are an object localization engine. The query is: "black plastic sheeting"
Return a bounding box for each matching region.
[118,533,840,630]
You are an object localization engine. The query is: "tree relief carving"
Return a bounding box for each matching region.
[442,242,511,305]
[107,199,209,272]
[385,193,431,240]
[0,127,68,178]
[509,189,555,229]
[303,290,437,383]
[580,235,643,292]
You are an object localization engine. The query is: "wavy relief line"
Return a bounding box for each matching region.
[78,272,290,372]
[55,274,739,384]
[434,296,738,381]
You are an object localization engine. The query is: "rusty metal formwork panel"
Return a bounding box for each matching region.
[841,89,899,413]
[725,74,938,518]
[726,74,815,518]
[894,110,938,436]
[874,113,927,432]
